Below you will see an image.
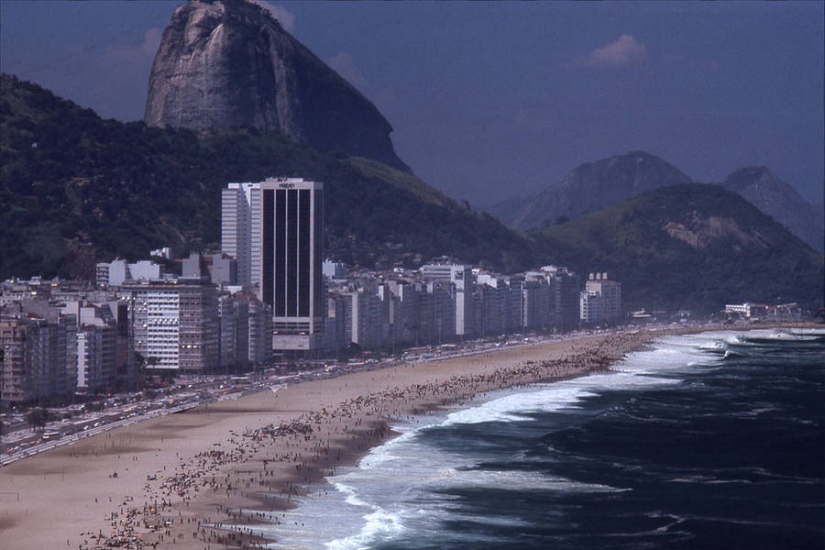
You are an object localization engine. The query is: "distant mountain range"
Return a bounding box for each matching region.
[488,151,824,253]
[509,151,692,230]
[530,183,823,313]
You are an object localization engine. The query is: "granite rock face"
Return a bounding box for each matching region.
[722,167,823,252]
[144,0,408,171]
[511,151,693,230]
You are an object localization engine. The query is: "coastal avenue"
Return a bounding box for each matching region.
[0,327,623,467]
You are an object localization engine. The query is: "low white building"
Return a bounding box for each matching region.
[96,259,165,287]
[725,303,769,320]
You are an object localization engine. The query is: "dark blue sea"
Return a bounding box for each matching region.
[259,329,825,549]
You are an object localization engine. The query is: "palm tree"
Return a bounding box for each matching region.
[26,407,50,431]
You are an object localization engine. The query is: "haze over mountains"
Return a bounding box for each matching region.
[722,167,824,253]
[509,151,692,230]
[493,151,824,253]
[529,183,823,313]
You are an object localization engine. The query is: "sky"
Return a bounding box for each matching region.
[2,1,823,207]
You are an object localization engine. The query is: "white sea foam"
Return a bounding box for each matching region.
[325,507,407,550]
[441,384,597,425]
[278,330,744,550]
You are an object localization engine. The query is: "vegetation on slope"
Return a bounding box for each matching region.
[529,184,824,314]
[0,74,533,280]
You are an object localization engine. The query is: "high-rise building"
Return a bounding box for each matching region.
[546,267,580,332]
[580,272,622,325]
[421,264,476,339]
[63,301,118,394]
[223,178,325,354]
[222,183,258,286]
[1,300,77,404]
[125,281,219,371]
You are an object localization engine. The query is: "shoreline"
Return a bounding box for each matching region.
[0,324,813,549]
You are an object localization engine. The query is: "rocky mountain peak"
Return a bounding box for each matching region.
[144,0,409,171]
[723,166,776,192]
[511,151,692,230]
[722,166,823,252]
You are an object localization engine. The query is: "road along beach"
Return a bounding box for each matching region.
[0,330,660,549]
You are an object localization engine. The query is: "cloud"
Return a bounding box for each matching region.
[328,52,369,91]
[578,34,647,68]
[247,0,295,33]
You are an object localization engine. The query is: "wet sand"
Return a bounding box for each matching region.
[0,330,661,549]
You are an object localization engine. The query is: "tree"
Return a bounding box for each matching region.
[27,407,50,431]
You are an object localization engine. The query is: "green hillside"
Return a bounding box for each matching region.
[529,184,824,314]
[0,74,533,279]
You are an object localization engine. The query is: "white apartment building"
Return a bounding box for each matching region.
[76,324,116,393]
[126,282,219,371]
[63,301,118,393]
[421,264,475,338]
[222,183,258,286]
[580,273,622,324]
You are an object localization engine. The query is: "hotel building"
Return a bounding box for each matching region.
[222,178,325,354]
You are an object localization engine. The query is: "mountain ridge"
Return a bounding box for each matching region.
[496,151,823,252]
[510,151,693,230]
[721,166,823,252]
[528,183,823,313]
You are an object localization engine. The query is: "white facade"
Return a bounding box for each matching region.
[222,183,258,286]
[421,264,475,338]
[63,301,117,393]
[95,259,165,287]
[222,178,325,355]
[76,325,116,393]
[580,291,602,324]
[725,303,769,319]
[127,282,219,371]
[580,273,622,324]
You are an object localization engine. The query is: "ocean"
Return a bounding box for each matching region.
[257,328,825,550]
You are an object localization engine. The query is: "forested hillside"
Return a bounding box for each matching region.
[529,184,823,313]
[0,74,533,280]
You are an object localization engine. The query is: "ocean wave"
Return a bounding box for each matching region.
[325,507,407,550]
[279,328,824,550]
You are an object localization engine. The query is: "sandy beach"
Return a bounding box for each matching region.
[0,330,662,549]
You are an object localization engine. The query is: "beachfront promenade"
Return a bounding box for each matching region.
[0,329,668,549]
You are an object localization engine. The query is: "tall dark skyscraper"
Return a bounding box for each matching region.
[222,178,324,353]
